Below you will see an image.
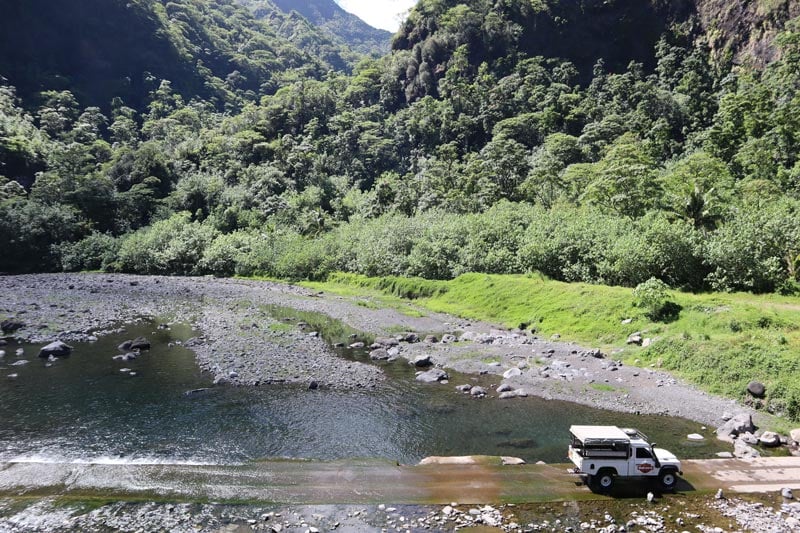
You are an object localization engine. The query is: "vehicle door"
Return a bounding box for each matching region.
[633,445,657,476]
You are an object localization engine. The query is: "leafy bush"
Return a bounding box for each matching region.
[633,277,671,319]
[117,212,219,275]
[57,232,120,271]
[0,198,82,272]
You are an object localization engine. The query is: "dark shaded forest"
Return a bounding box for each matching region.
[1,0,799,295]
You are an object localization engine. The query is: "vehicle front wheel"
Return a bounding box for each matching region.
[594,470,615,492]
[659,469,678,490]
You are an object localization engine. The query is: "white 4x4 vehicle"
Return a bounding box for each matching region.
[568,425,682,492]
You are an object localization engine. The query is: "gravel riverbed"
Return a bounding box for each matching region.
[0,273,761,427]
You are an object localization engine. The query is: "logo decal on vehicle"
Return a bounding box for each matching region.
[637,463,654,473]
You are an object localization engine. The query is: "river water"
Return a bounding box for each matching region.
[0,317,727,466]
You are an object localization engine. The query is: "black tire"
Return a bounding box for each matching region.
[659,469,678,490]
[594,470,615,492]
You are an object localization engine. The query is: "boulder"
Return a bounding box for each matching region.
[348,341,365,349]
[441,334,457,344]
[423,335,438,343]
[411,354,432,367]
[416,368,448,383]
[374,337,399,347]
[38,341,72,358]
[782,488,794,500]
[733,439,761,459]
[499,391,518,399]
[626,332,643,345]
[740,432,759,445]
[496,383,514,393]
[400,332,420,343]
[759,431,782,447]
[716,413,756,442]
[129,337,150,351]
[369,349,390,361]
[687,433,705,441]
[470,386,487,397]
[0,320,24,333]
[515,389,528,397]
[747,381,766,398]
[790,428,800,444]
[455,384,472,393]
[503,367,522,379]
[387,347,400,358]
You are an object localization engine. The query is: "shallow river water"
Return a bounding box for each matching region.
[0,316,728,466]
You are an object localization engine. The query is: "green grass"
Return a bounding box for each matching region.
[313,272,800,422]
[590,383,619,393]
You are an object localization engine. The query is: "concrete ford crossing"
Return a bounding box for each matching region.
[568,425,682,492]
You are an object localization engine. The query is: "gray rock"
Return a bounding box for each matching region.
[412,354,432,367]
[734,438,761,458]
[348,342,365,349]
[374,337,399,347]
[626,333,643,345]
[782,488,794,500]
[129,337,151,351]
[716,413,755,442]
[441,334,457,343]
[470,386,486,397]
[740,432,759,445]
[503,367,522,379]
[38,341,72,358]
[423,335,438,343]
[499,391,518,399]
[416,368,448,383]
[400,332,419,343]
[515,389,528,397]
[369,349,390,361]
[496,383,514,393]
[1,319,24,333]
[747,381,766,398]
[759,431,782,447]
[791,428,800,444]
[387,346,400,358]
[455,384,472,393]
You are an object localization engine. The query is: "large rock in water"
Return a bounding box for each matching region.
[38,341,72,358]
[416,368,448,383]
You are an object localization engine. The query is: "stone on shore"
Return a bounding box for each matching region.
[759,431,782,447]
[38,341,72,358]
[411,354,432,367]
[1,319,24,333]
[369,348,390,361]
[416,368,448,383]
[717,413,755,442]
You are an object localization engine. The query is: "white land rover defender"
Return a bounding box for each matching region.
[568,425,682,492]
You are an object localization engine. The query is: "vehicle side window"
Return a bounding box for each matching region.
[635,447,653,459]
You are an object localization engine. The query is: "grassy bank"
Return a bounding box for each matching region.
[304,272,800,422]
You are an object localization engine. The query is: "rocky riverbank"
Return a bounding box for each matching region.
[2,493,799,532]
[0,273,774,434]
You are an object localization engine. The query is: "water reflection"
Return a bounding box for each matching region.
[0,319,728,465]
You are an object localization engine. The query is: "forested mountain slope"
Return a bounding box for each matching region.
[0,0,351,109]
[251,0,393,55]
[1,0,799,295]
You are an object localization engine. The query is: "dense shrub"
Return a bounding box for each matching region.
[117,212,219,275]
[705,200,800,292]
[57,232,120,272]
[0,198,82,272]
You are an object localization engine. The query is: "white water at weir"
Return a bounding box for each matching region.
[0,319,727,466]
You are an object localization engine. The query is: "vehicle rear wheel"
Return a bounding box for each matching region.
[594,470,615,492]
[659,469,677,490]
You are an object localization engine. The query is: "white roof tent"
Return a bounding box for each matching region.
[569,425,647,444]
